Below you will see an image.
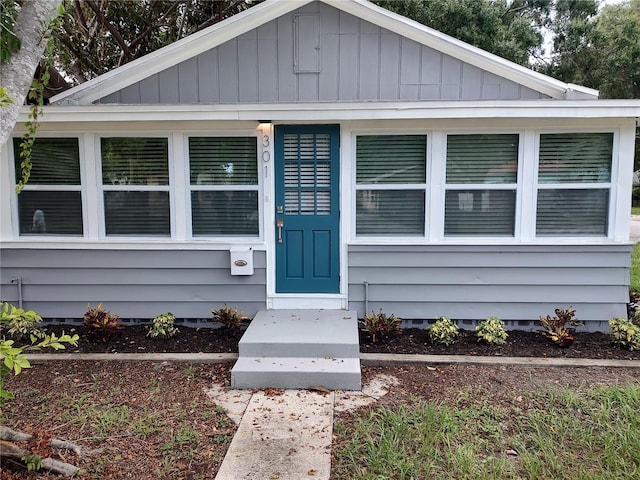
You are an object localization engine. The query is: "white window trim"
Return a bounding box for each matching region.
[9,134,86,239]
[532,128,619,240]
[442,131,523,240]
[96,133,174,239]
[351,130,431,241]
[184,131,263,241]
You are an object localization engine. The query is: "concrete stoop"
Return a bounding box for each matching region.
[231,310,361,390]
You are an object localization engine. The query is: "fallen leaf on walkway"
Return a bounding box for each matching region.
[263,388,284,397]
[309,385,331,394]
[307,469,317,475]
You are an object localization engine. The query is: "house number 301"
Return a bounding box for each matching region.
[262,134,271,162]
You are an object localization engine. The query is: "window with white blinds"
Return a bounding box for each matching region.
[536,133,612,236]
[445,134,519,236]
[355,135,427,235]
[189,137,259,236]
[13,137,83,236]
[101,137,170,236]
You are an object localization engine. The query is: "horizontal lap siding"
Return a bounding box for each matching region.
[348,244,632,331]
[0,249,267,320]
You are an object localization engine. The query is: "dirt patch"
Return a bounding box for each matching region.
[3,361,639,479]
[1,361,234,480]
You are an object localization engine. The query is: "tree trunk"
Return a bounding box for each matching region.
[0,0,62,148]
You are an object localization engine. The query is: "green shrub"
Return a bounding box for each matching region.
[84,303,122,341]
[211,304,248,334]
[147,312,179,339]
[539,307,582,347]
[1,303,78,405]
[360,309,401,343]
[609,317,640,351]
[0,302,45,341]
[428,316,459,346]
[475,316,508,345]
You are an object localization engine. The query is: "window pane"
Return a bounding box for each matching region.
[191,191,259,236]
[538,133,612,183]
[13,137,80,185]
[189,137,257,185]
[356,190,424,235]
[536,189,608,236]
[104,191,170,236]
[446,134,518,184]
[356,135,426,184]
[445,190,515,236]
[18,191,83,235]
[101,137,169,186]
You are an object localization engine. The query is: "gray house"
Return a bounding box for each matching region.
[1,0,639,335]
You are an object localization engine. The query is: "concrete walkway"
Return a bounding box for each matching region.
[214,389,334,480]
[630,214,640,241]
[208,374,398,480]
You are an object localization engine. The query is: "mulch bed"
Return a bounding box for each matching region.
[39,323,640,360]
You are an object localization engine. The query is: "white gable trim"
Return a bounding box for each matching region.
[50,0,598,105]
[326,0,595,100]
[50,0,315,105]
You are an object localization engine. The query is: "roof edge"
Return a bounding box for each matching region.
[22,100,640,124]
[50,0,313,104]
[331,0,597,100]
[50,0,599,105]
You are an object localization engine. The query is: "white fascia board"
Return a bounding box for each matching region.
[23,100,640,123]
[49,0,598,106]
[326,0,591,100]
[49,0,313,105]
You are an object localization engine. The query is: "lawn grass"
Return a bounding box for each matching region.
[332,385,640,480]
[632,207,640,215]
[631,243,640,292]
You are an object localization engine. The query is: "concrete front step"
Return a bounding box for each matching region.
[231,356,361,390]
[231,309,361,390]
[238,310,360,358]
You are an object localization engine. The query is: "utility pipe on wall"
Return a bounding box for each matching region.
[10,276,23,309]
[364,281,369,316]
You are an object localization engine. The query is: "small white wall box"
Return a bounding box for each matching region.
[230,247,254,275]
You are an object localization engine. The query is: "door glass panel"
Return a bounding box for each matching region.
[282,133,332,215]
[315,134,330,159]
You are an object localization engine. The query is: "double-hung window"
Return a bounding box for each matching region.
[444,134,519,236]
[13,137,83,236]
[100,137,171,236]
[188,137,259,236]
[536,132,612,236]
[355,135,427,236]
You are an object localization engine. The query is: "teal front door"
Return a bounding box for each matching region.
[274,125,340,293]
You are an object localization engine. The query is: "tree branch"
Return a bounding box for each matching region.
[84,0,134,62]
[0,441,80,477]
[129,0,185,50]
